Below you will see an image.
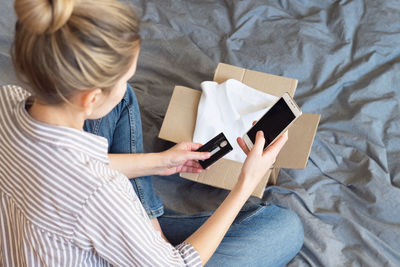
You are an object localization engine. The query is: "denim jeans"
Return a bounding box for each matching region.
[83,84,164,218]
[159,203,304,267]
[84,83,304,266]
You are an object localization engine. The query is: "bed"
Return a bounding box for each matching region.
[1,0,399,266]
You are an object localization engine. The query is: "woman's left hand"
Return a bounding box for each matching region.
[158,142,210,176]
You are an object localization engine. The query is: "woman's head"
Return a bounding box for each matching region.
[12,0,141,108]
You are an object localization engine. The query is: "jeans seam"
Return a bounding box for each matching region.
[235,205,266,224]
[127,100,146,206]
[93,118,102,135]
[148,206,164,218]
[126,84,163,218]
[133,181,146,207]
[128,104,137,153]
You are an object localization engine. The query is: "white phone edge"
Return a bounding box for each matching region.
[242,92,302,151]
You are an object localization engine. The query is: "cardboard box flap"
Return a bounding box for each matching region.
[275,113,321,169]
[214,63,298,98]
[159,86,201,143]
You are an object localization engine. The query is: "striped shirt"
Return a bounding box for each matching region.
[0,85,202,267]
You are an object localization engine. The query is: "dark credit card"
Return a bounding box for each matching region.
[196,132,233,169]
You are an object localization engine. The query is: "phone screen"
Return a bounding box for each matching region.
[247,98,295,149]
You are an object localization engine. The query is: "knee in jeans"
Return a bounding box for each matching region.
[242,205,304,266]
[273,205,304,257]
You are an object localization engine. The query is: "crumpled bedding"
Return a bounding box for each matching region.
[1,0,399,266]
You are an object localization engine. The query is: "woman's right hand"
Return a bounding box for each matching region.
[236,130,288,195]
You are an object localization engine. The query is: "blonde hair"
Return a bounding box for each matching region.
[12,0,141,105]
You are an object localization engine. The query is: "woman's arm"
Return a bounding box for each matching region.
[108,152,164,178]
[185,131,288,265]
[108,142,210,178]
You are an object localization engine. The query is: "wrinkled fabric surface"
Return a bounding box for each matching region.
[193,79,278,163]
[1,0,399,266]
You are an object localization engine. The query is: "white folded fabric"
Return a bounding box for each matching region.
[193,79,278,163]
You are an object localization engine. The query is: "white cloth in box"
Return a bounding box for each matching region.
[193,79,278,163]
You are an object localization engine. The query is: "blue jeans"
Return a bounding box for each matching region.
[83,84,164,218]
[84,84,304,266]
[159,203,304,267]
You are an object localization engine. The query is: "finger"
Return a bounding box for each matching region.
[252,120,257,126]
[178,142,203,151]
[283,130,288,140]
[274,131,288,149]
[185,151,211,161]
[181,165,203,173]
[175,142,201,151]
[237,137,250,155]
[184,160,203,169]
[252,131,265,155]
[183,160,200,167]
[264,131,288,155]
[187,142,204,151]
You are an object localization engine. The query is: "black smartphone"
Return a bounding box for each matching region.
[243,92,302,150]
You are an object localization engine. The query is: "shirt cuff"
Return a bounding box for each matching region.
[175,242,202,267]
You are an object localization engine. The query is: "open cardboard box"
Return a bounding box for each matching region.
[159,63,320,198]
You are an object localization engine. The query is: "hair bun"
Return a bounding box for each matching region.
[14,0,75,34]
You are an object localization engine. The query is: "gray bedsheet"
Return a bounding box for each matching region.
[1,0,399,266]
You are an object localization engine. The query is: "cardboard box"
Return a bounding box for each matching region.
[159,63,320,198]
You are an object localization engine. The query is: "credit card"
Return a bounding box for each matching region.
[196,132,233,169]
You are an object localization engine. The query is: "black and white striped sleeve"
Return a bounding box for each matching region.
[72,176,202,267]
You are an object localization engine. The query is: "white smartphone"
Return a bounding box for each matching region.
[243,92,302,150]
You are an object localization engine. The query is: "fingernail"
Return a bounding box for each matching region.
[258,130,264,137]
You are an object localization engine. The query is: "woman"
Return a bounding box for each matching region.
[0,0,303,266]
